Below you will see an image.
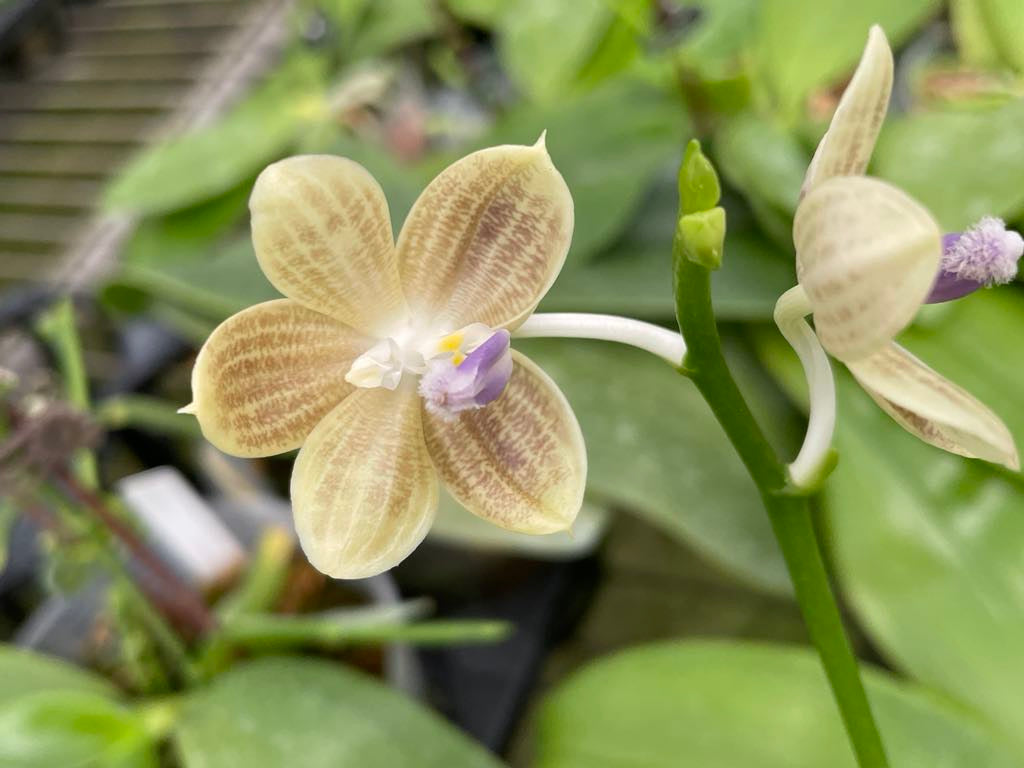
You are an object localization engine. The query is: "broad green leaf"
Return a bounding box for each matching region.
[977,0,1024,72]
[950,0,1003,68]
[575,0,651,89]
[482,77,687,265]
[676,0,759,76]
[104,55,327,216]
[345,0,442,59]
[518,339,790,594]
[754,0,940,117]
[873,99,1024,230]
[763,290,1024,754]
[713,113,806,217]
[444,0,505,27]
[429,492,610,559]
[173,657,502,768]
[541,176,794,320]
[536,641,1022,767]
[0,646,116,709]
[0,691,156,768]
[497,0,613,103]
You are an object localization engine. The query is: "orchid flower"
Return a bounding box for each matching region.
[776,25,1021,486]
[183,139,592,578]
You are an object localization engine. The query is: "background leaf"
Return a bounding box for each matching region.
[104,55,326,216]
[481,77,687,265]
[873,99,1024,230]
[0,691,156,768]
[536,641,1022,767]
[518,339,791,594]
[753,0,941,117]
[496,0,614,103]
[173,657,503,768]
[0,645,117,708]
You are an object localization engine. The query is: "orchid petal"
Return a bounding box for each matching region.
[250,155,407,336]
[291,386,439,578]
[795,175,942,362]
[802,25,893,196]
[422,351,586,534]
[396,139,574,333]
[847,342,1019,470]
[190,299,371,457]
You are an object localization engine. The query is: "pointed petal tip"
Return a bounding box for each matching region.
[177,402,196,415]
[534,130,548,151]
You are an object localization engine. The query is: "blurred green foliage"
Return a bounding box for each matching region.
[83,0,1024,763]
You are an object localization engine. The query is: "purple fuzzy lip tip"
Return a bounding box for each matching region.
[926,218,1022,304]
[418,330,513,420]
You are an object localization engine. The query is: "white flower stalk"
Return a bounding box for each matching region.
[185,139,589,578]
[778,24,1020,486]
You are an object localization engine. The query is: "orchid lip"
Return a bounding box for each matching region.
[419,329,513,420]
[926,219,1022,304]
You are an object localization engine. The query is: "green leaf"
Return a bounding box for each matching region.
[497,0,614,103]
[976,0,1024,71]
[950,0,1003,68]
[713,113,805,218]
[536,641,1022,767]
[0,691,157,768]
[0,646,117,709]
[517,339,790,594]
[173,657,503,768]
[873,99,1024,230]
[762,290,1024,754]
[429,492,610,559]
[541,176,795,321]
[753,0,941,117]
[676,0,759,77]
[104,55,327,216]
[482,77,687,265]
[444,0,505,27]
[344,0,442,59]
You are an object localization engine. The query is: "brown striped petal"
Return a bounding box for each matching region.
[291,385,439,578]
[250,155,408,336]
[396,139,574,333]
[847,343,1018,469]
[422,351,586,534]
[795,176,942,362]
[802,25,892,196]
[191,299,371,458]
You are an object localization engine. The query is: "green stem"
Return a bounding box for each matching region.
[35,298,99,488]
[220,612,510,651]
[674,253,889,767]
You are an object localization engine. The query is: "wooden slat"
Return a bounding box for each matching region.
[0,211,84,246]
[67,26,234,56]
[0,143,129,176]
[68,1,249,31]
[0,82,185,111]
[0,250,61,280]
[0,177,104,210]
[0,113,155,143]
[35,54,206,82]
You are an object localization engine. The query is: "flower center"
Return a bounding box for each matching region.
[344,323,513,419]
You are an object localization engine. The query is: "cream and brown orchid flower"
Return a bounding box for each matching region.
[777,25,1020,485]
[184,138,587,578]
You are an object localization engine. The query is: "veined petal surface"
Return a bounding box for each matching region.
[422,351,586,534]
[396,141,574,333]
[291,386,439,579]
[795,176,941,362]
[191,299,370,457]
[250,155,407,336]
[848,343,1019,469]
[802,25,893,196]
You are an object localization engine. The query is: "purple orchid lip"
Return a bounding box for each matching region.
[926,220,1022,304]
[419,330,513,419]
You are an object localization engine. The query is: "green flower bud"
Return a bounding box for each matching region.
[677,206,726,270]
[678,139,721,215]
